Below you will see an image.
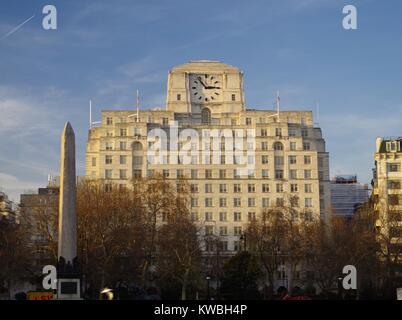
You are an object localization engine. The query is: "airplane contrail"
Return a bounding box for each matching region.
[2,15,35,39]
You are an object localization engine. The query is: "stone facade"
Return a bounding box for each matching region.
[372,137,402,243]
[85,61,331,255]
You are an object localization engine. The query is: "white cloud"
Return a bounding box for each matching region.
[0,172,41,202]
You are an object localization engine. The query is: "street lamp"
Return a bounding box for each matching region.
[206,276,211,300]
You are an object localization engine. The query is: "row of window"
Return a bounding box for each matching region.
[102,140,313,154]
[190,197,314,208]
[105,116,310,127]
[103,168,324,180]
[191,183,314,193]
[103,168,325,181]
[100,154,316,166]
[190,211,314,223]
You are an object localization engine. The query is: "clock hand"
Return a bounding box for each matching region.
[197,77,207,88]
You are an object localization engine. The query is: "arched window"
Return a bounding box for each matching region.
[201,108,211,125]
[273,142,284,151]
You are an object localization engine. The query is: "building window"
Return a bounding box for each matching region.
[275,170,284,179]
[288,128,296,136]
[234,212,242,221]
[275,128,282,137]
[205,169,212,179]
[105,142,113,150]
[219,184,227,193]
[304,155,311,165]
[262,169,269,179]
[233,241,241,252]
[262,155,269,164]
[191,198,198,207]
[234,226,242,236]
[219,212,227,221]
[248,212,256,221]
[133,156,142,165]
[177,93,181,101]
[120,128,127,137]
[204,184,212,193]
[289,170,297,179]
[303,142,311,150]
[191,169,198,179]
[289,155,297,164]
[105,155,113,164]
[305,184,312,193]
[120,141,126,150]
[276,183,283,193]
[248,198,255,207]
[205,198,213,207]
[120,155,126,165]
[106,117,113,125]
[274,156,284,166]
[201,108,211,125]
[386,141,400,152]
[190,184,198,193]
[219,198,227,207]
[305,198,313,208]
[205,212,213,221]
[234,198,241,207]
[290,142,296,151]
[301,128,308,137]
[388,163,401,173]
[248,184,255,193]
[291,184,298,193]
[231,94,236,101]
[246,118,252,125]
[133,170,142,178]
[191,212,198,221]
[105,169,112,179]
[234,184,241,193]
[220,227,228,236]
[205,226,214,236]
[304,170,312,179]
[261,141,268,151]
[261,129,267,137]
[219,169,226,179]
[92,157,96,166]
[163,169,170,178]
[119,170,127,179]
[273,142,284,151]
[262,184,270,193]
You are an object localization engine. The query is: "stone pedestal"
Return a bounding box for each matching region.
[57,279,81,300]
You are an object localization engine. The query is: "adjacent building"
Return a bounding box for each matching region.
[19,183,59,267]
[330,175,370,219]
[85,60,332,258]
[0,191,17,222]
[372,137,402,246]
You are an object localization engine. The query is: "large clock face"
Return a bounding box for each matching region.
[190,74,222,103]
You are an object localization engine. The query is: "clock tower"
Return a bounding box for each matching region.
[166,60,245,115]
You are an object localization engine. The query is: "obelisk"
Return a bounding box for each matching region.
[57,122,81,299]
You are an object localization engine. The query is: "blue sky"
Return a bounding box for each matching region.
[1,0,402,201]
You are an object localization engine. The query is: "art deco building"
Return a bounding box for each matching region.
[85,61,331,253]
[372,137,402,246]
